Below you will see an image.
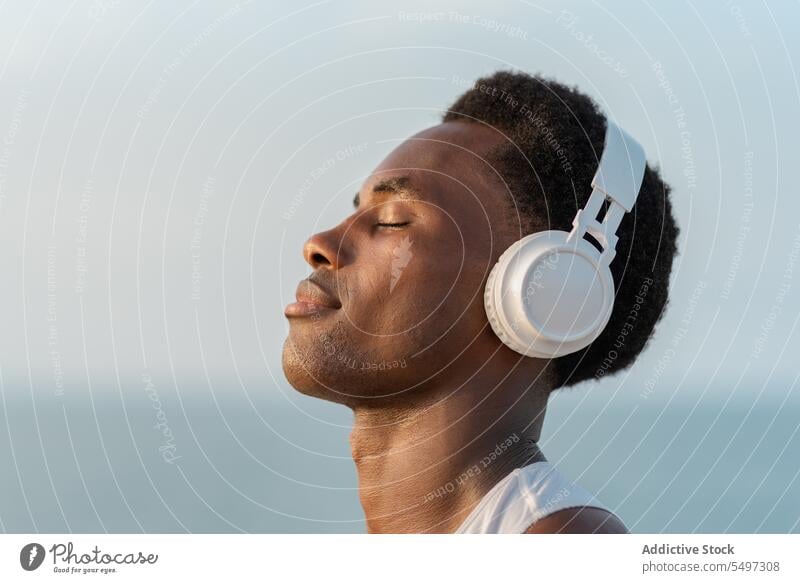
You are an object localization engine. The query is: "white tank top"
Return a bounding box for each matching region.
[455,461,608,533]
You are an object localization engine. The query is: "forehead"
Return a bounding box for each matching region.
[360,121,510,209]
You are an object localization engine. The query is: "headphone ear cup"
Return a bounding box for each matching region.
[485,231,615,358]
[484,246,519,354]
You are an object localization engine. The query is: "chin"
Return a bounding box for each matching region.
[282,336,330,397]
[281,332,423,407]
[281,334,361,406]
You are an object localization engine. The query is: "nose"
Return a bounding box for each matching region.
[302,227,346,270]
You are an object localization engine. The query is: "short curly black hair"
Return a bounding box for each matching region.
[443,70,679,389]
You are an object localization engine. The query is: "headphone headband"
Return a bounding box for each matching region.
[592,121,646,212]
[567,121,646,267]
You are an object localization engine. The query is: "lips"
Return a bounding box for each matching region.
[284,277,342,318]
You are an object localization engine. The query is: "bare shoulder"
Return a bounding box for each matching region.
[524,506,628,534]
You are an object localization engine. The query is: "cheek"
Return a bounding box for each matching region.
[343,242,430,336]
[363,237,487,339]
[414,220,496,341]
[427,257,491,335]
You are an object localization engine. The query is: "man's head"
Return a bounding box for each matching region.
[282,70,678,406]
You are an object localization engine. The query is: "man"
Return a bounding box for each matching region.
[282,70,678,533]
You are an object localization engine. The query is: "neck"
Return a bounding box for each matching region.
[349,353,550,533]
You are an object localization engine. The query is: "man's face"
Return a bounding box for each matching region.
[282,121,522,406]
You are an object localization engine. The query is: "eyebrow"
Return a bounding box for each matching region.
[353,175,422,208]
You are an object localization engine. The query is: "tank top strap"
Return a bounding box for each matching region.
[455,461,609,533]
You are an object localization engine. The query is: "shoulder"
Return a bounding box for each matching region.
[524,506,628,534]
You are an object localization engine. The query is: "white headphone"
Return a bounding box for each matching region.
[484,121,646,358]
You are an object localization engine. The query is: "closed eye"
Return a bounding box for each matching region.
[376,222,410,229]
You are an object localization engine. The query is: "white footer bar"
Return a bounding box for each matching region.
[1,534,798,582]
